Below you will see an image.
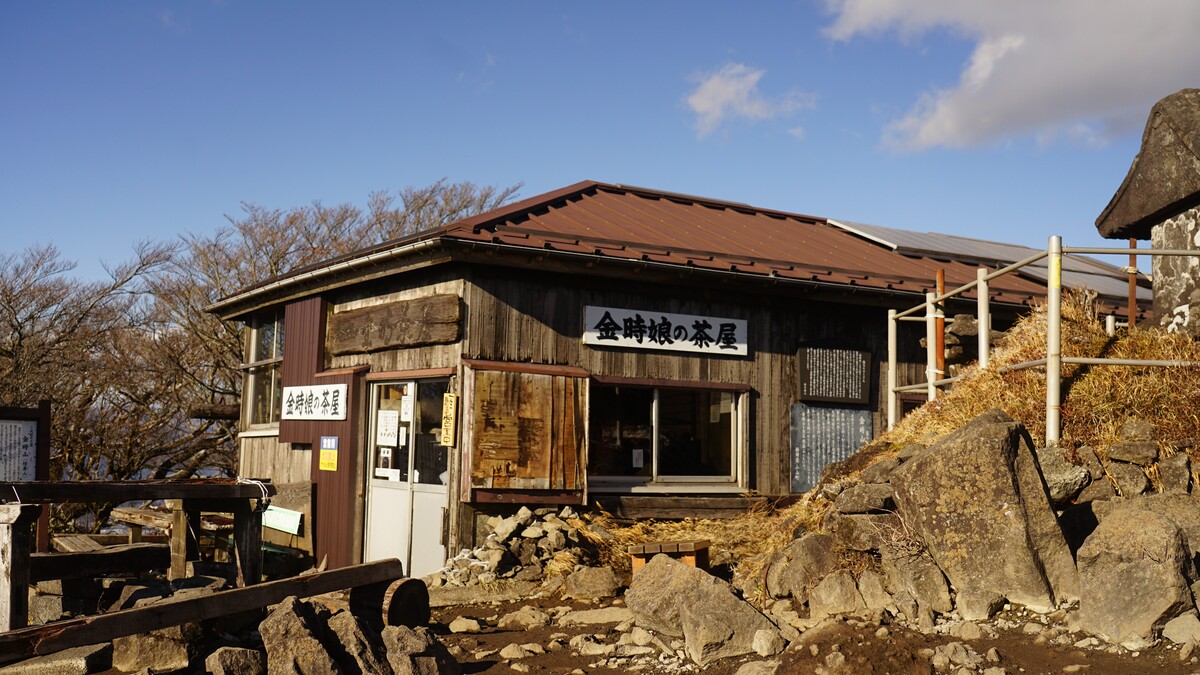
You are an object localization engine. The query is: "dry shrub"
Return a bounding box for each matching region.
[882,290,1200,457]
[577,495,830,593]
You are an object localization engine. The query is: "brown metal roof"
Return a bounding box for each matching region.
[210,180,1087,317]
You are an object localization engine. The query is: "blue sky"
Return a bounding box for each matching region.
[4,2,1199,280]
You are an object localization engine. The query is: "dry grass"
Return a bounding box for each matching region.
[580,291,1200,597]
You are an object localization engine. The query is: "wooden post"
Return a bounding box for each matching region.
[230,500,264,587]
[169,501,202,581]
[935,269,946,383]
[0,505,38,632]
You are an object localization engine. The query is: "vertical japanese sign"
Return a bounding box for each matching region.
[281,384,348,421]
[0,420,37,481]
[582,306,748,356]
[318,435,339,472]
[439,393,458,447]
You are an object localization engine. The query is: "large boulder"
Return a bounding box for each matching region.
[880,550,952,616]
[626,554,778,665]
[562,566,621,600]
[808,570,866,619]
[259,596,342,675]
[763,533,838,601]
[112,622,201,672]
[1076,506,1194,649]
[382,625,461,675]
[889,409,1078,612]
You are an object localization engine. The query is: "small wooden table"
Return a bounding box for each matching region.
[0,479,275,632]
[627,539,711,572]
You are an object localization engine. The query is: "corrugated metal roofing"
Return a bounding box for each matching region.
[211,180,1140,316]
[829,219,1151,301]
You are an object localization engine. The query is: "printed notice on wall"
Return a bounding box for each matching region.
[282,384,348,421]
[797,347,871,405]
[0,420,37,481]
[318,435,339,472]
[376,410,400,446]
[582,306,748,356]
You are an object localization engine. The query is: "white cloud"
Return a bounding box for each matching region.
[685,63,815,138]
[824,0,1200,150]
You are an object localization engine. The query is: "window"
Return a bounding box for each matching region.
[244,310,285,426]
[588,384,739,483]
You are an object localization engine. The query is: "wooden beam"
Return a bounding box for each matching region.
[28,544,170,582]
[0,559,408,665]
[0,480,276,504]
[327,293,461,355]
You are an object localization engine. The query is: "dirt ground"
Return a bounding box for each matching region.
[430,594,1200,674]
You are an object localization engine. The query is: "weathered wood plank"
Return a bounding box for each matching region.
[0,506,38,632]
[0,559,408,666]
[0,480,276,504]
[28,544,170,582]
[328,293,461,356]
[49,535,104,553]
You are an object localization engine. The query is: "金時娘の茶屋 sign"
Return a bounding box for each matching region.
[582,306,747,356]
[281,384,348,421]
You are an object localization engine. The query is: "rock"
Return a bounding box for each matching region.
[328,610,391,675]
[1107,462,1150,496]
[558,607,633,626]
[889,409,1078,612]
[1161,453,1192,494]
[1076,507,1194,649]
[752,628,786,656]
[957,621,983,640]
[1164,613,1200,645]
[808,570,866,619]
[448,617,482,633]
[626,554,777,665]
[259,597,341,675]
[382,625,462,675]
[1120,419,1154,442]
[956,590,1006,621]
[205,647,266,675]
[1077,475,1116,503]
[562,566,621,600]
[112,622,201,673]
[491,518,520,543]
[824,512,902,552]
[1107,442,1159,467]
[856,570,895,614]
[0,643,111,675]
[881,550,952,615]
[735,660,780,675]
[1034,447,1091,507]
[860,456,902,484]
[766,533,838,601]
[520,526,544,538]
[499,643,530,659]
[834,483,895,514]
[498,606,551,630]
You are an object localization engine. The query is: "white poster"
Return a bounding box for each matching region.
[0,420,37,481]
[376,410,400,446]
[281,384,348,421]
[583,306,748,356]
[400,395,414,422]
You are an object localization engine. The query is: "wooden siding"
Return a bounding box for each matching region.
[468,369,585,491]
[462,267,927,494]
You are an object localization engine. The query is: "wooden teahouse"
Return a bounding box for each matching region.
[209,180,1138,573]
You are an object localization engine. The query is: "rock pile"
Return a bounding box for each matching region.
[759,408,1200,654]
[425,506,596,588]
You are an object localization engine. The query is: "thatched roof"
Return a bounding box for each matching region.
[1096,89,1200,239]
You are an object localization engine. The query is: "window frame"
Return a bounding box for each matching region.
[242,309,285,429]
[587,380,745,489]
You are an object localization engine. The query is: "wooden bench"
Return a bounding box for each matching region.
[627,540,710,572]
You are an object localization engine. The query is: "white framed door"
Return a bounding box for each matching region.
[364,380,450,577]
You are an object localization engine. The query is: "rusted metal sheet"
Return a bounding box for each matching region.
[276,297,363,570]
[469,370,584,491]
[327,293,461,356]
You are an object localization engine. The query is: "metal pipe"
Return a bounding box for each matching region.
[997,358,1049,374]
[1062,357,1200,367]
[893,250,1049,320]
[977,268,990,369]
[1063,247,1200,256]
[1045,236,1063,447]
[887,309,898,430]
[926,292,938,401]
[1105,315,1116,336]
